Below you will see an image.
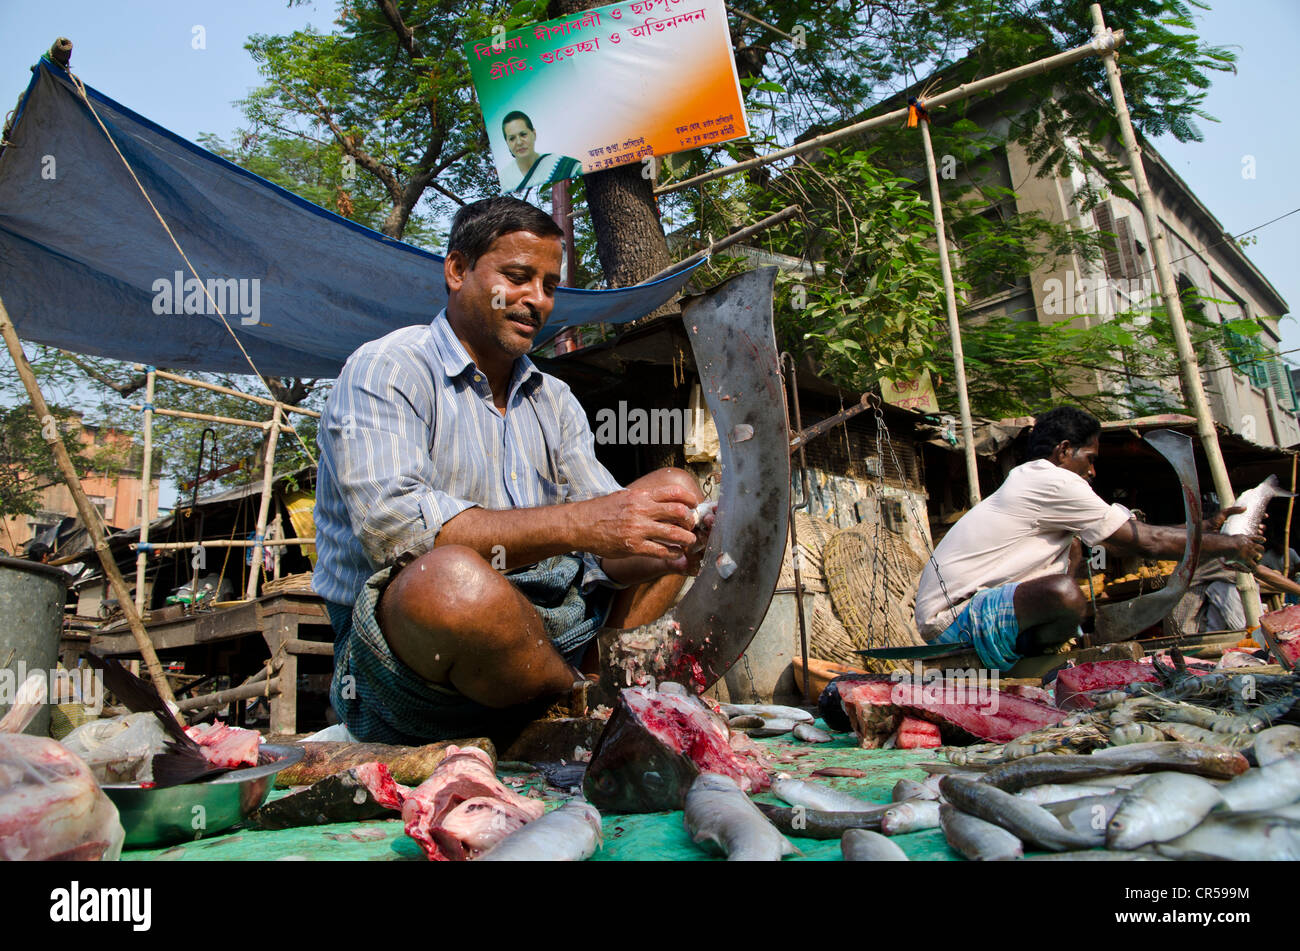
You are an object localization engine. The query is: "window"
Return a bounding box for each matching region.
[1092,203,1144,282]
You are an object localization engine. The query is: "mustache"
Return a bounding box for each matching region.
[506,306,541,328]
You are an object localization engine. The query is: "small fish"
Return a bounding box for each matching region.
[841,829,909,861]
[1218,753,1300,812]
[755,802,891,839]
[1253,725,1300,767]
[792,723,833,744]
[939,804,1023,861]
[477,800,603,862]
[1155,812,1300,861]
[1014,784,1115,806]
[773,778,880,813]
[1222,475,1294,545]
[1044,792,1125,837]
[813,767,868,779]
[728,715,765,729]
[893,778,936,802]
[880,799,942,835]
[743,718,797,737]
[938,776,1099,851]
[1106,773,1223,849]
[684,773,799,861]
[720,703,814,723]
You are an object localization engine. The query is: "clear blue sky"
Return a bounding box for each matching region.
[0,0,1296,350]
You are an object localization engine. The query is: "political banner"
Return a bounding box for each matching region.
[464,0,748,192]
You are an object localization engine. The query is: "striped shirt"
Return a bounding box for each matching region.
[312,311,622,606]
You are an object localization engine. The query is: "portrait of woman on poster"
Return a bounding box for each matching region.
[498,110,583,192]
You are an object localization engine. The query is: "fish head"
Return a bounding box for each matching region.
[582,740,695,813]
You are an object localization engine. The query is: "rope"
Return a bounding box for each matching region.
[65,70,318,469]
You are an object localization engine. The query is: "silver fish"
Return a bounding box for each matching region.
[792,723,833,744]
[1106,773,1223,849]
[1254,725,1300,767]
[1218,753,1300,812]
[938,776,1099,851]
[880,799,942,835]
[939,804,1022,861]
[743,717,797,737]
[1155,812,1300,861]
[1015,784,1117,806]
[719,703,813,723]
[1044,792,1125,837]
[840,829,909,861]
[773,778,880,813]
[477,800,603,861]
[893,778,937,802]
[1222,475,1294,541]
[684,773,799,861]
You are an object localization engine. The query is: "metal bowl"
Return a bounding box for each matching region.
[102,743,306,849]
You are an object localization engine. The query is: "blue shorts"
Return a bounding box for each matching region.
[326,554,612,745]
[933,582,1022,671]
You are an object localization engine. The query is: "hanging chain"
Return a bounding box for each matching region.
[872,399,960,623]
[742,653,760,703]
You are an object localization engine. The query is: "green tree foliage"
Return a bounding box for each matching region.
[0,404,97,520]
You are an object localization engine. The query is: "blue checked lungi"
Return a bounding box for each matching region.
[932,582,1022,671]
[326,554,612,745]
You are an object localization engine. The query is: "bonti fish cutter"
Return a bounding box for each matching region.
[591,268,790,700]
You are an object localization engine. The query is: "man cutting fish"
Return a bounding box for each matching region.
[914,406,1265,671]
[313,196,707,744]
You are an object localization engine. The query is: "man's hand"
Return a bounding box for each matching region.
[1204,505,1243,534]
[574,478,699,561]
[1226,530,1266,567]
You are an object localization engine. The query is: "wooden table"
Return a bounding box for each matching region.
[86,592,333,733]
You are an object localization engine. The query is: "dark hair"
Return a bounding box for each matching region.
[447,196,562,272]
[501,110,534,137]
[26,541,51,561]
[1027,406,1101,460]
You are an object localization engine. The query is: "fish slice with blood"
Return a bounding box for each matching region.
[184,722,262,769]
[837,677,1065,746]
[400,745,544,861]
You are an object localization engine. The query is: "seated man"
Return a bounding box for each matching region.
[914,406,1264,671]
[313,196,705,744]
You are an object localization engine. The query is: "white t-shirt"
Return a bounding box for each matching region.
[914,459,1133,639]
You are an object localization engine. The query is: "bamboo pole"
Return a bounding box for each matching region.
[245,403,283,600]
[1285,451,1297,577]
[131,538,315,551]
[133,365,320,418]
[656,31,1125,197]
[134,368,155,615]
[918,115,981,505]
[640,205,802,284]
[1089,4,1262,630]
[127,404,274,430]
[0,292,177,707]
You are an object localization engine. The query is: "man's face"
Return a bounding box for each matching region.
[504,119,537,159]
[1055,435,1100,483]
[445,230,562,361]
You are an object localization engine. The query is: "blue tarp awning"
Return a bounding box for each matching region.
[0,58,699,378]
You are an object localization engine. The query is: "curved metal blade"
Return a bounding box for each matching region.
[1094,429,1201,643]
[594,268,789,696]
